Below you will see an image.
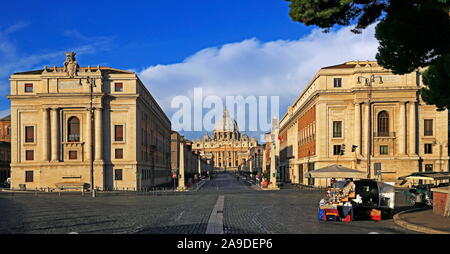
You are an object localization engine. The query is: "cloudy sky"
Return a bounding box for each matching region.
[0,0,379,140]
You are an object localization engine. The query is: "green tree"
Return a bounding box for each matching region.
[286,0,450,108]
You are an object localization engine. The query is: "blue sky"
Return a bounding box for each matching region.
[0,0,379,141]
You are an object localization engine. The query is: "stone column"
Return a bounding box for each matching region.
[86,110,93,161]
[42,108,49,161]
[364,103,370,157]
[354,102,361,155]
[409,101,416,155]
[178,142,186,190]
[50,108,59,162]
[95,108,103,161]
[399,102,406,155]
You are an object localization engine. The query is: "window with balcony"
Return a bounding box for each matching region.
[424,119,433,136]
[68,117,80,142]
[377,111,389,136]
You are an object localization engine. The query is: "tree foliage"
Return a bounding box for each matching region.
[287,0,450,109]
[421,55,450,111]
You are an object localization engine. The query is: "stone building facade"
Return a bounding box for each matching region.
[241,145,264,176]
[192,109,259,171]
[0,115,11,185]
[8,53,172,191]
[171,131,210,190]
[278,61,449,186]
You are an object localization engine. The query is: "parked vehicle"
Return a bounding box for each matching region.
[403,184,433,206]
[351,179,396,217]
[1,177,11,188]
[398,172,450,206]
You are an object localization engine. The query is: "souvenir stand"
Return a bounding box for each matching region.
[304,165,367,222]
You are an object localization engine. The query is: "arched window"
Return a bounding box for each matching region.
[378,111,389,137]
[68,116,80,142]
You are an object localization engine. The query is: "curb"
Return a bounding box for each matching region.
[393,208,450,234]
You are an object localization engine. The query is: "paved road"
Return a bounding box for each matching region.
[0,172,414,234]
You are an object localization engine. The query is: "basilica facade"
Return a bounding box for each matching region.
[192,110,259,171]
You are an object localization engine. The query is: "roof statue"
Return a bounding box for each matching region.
[63,52,80,78]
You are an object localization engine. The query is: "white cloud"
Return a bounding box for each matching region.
[0,25,114,93]
[140,25,379,118]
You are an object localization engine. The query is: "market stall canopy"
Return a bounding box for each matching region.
[304,164,367,179]
[398,172,450,181]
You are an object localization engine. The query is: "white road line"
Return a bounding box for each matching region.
[206,195,224,234]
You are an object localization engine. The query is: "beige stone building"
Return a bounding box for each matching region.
[8,52,172,191]
[241,145,264,176]
[278,61,449,186]
[193,109,259,171]
[171,131,211,190]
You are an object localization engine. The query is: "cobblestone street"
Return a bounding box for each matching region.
[0,173,415,234]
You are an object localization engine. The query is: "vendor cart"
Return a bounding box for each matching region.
[317,179,396,221]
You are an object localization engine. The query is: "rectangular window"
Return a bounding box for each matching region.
[333,121,342,138]
[115,149,123,159]
[425,164,433,172]
[424,144,433,154]
[333,145,342,155]
[114,169,123,181]
[69,151,77,160]
[25,171,34,182]
[26,150,34,161]
[25,83,33,93]
[333,78,342,88]
[115,125,124,142]
[380,145,389,155]
[114,83,123,92]
[424,119,433,136]
[25,126,34,143]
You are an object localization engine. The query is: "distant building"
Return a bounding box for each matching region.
[278,61,449,186]
[7,52,172,191]
[192,109,259,171]
[241,145,264,176]
[171,131,211,189]
[0,115,11,184]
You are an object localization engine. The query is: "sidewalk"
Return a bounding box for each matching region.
[394,208,450,234]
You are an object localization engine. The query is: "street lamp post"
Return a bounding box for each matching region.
[357,74,382,179]
[87,77,96,198]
